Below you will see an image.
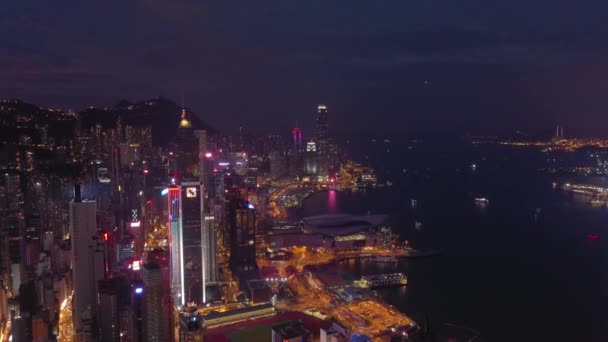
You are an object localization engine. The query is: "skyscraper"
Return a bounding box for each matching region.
[142,262,165,342]
[97,278,121,342]
[69,185,105,337]
[168,186,184,305]
[229,201,257,276]
[315,105,329,154]
[169,109,216,306]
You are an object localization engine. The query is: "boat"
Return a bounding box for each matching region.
[474,197,489,204]
[375,255,398,263]
[355,273,407,288]
[404,249,441,258]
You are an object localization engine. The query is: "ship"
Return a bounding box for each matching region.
[590,198,607,206]
[355,273,407,288]
[375,255,398,263]
[403,248,441,258]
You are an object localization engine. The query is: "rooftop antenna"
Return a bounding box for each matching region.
[179,89,187,121]
[180,89,185,111]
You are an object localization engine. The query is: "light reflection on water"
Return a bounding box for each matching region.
[328,189,337,213]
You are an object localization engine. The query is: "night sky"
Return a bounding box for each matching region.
[2,1,608,137]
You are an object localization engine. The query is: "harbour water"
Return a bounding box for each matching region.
[297,141,608,341]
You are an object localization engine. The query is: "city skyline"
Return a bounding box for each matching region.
[2,2,607,341]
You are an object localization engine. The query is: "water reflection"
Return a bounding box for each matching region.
[328,190,337,213]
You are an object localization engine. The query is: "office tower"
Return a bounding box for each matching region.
[229,202,257,275]
[69,185,105,337]
[97,278,121,342]
[168,187,184,305]
[180,180,205,303]
[177,108,204,303]
[170,109,217,305]
[292,126,302,152]
[315,105,329,154]
[203,214,218,283]
[198,129,218,286]
[142,263,165,342]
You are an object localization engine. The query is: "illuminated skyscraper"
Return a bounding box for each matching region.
[168,187,184,305]
[315,104,329,153]
[169,109,216,306]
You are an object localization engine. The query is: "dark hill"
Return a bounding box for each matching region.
[79,97,217,146]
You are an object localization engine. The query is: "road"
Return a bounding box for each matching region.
[277,272,414,341]
[58,293,74,342]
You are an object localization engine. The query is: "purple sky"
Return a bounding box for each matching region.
[2,1,608,136]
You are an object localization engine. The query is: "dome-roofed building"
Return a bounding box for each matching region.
[302,213,389,237]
